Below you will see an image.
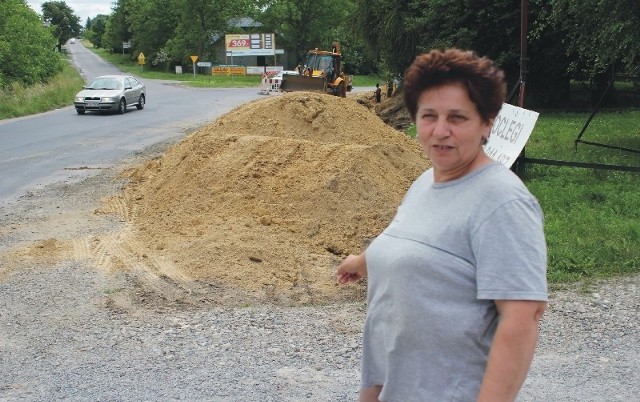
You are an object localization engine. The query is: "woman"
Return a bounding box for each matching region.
[336,48,548,402]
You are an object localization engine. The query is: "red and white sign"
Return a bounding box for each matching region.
[225,33,275,56]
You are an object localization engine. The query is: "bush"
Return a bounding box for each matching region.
[0,0,64,88]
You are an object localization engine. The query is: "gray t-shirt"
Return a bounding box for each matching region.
[362,162,548,402]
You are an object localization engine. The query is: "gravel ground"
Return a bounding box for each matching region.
[1,142,639,401]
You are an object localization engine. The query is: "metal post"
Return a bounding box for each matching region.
[513,0,529,178]
[519,0,528,109]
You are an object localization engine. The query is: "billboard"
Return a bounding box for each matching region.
[225,33,275,56]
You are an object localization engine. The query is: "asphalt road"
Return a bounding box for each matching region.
[0,41,265,205]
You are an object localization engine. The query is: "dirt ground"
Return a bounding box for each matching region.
[1,91,427,307]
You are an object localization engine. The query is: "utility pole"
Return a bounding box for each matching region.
[513,0,529,177]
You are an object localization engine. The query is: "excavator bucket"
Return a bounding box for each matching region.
[280,75,326,93]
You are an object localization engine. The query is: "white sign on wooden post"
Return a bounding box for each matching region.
[484,103,539,168]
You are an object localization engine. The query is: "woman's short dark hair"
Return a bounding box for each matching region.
[403,48,506,123]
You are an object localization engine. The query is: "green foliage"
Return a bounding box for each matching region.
[102,0,252,67]
[251,0,379,74]
[252,0,320,62]
[125,0,180,64]
[103,0,131,55]
[526,1,572,106]
[0,59,84,119]
[349,0,640,107]
[15,0,640,107]
[320,18,380,75]
[545,0,640,78]
[350,0,419,74]
[0,0,64,87]
[533,0,640,106]
[164,0,245,65]
[41,1,82,47]
[84,14,109,49]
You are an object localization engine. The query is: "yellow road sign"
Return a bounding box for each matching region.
[190,55,198,63]
[137,52,146,65]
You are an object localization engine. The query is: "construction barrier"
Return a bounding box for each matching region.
[260,72,281,94]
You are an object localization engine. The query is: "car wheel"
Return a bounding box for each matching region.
[118,98,126,114]
[136,94,145,110]
[76,109,85,115]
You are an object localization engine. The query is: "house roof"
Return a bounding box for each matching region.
[228,17,263,28]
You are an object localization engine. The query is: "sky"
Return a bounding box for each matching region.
[26,0,114,25]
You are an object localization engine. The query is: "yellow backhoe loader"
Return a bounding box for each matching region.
[280,42,353,97]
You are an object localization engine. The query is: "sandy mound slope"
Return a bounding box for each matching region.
[119,92,429,304]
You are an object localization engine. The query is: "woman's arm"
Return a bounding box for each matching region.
[335,253,367,284]
[477,299,547,402]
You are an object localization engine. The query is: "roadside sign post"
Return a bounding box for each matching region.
[137,52,145,72]
[190,55,198,79]
[196,61,212,75]
[225,51,234,82]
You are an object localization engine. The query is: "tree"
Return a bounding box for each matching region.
[103,0,132,54]
[163,0,253,66]
[350,0,420,76]
[326,23,379,75]
[348,0,573,106]
[406,0,523,98]
[124,0,179,63]
[0,0,64,87]
[254,0,346,65]
[543,0,640,104]
[547,0,640,77]
[526,0,573,107]
[41,1,81,51]
[84,15,109,49]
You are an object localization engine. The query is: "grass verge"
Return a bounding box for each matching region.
[0,59,84,120]
[524,111,640,284]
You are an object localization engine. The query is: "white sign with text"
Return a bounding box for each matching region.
[484,103,539,168]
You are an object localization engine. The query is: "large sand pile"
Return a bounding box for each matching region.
[119,92,429,305]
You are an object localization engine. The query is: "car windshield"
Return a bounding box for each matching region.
[85,78,123,90]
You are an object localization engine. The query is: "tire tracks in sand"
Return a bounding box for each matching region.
[1,193,202,308]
